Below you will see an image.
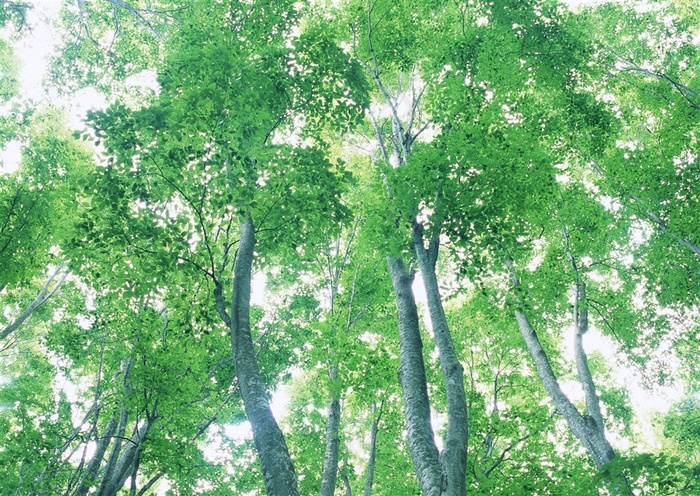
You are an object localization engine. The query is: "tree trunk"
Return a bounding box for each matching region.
[506,260,615,469]
[219,213,299,496]
[513,308,615,469]
[0,265,67,341]
[319,366,341,496]
[413,224,468,495]
[363,402,381,496]
[387,256,444,495]
[71,414,117,496]
[97,418,151,496]
[94,406,129,496]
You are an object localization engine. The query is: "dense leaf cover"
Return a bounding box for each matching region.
[1,0,700,494]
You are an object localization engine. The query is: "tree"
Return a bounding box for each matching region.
[71,0,368,493]
[3,0,700,494]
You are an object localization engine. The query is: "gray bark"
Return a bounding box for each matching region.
[413,224,468,496]
[215,213,299,496]
[320,389,342,496]
[366,19,464,491]
[509,273,615,469]
[94,406,129,496]
[100,419,151,496]
[387,256,444,495]
[318,224,358,496]
[363,402,381,496]
[71,415,117,496]
[1,265,67,340]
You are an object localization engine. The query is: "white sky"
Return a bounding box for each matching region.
[1,0,108,174]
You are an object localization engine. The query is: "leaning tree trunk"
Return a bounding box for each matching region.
[71,414,118,496]
[0,265,67,341]
[508,263,615,469]
[514,308,615,468]
[215,213,299,496]
[387,256,444,495]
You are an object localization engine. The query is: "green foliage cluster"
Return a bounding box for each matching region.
[1,0,700,494]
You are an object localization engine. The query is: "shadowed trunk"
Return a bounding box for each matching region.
[363,401,381,496]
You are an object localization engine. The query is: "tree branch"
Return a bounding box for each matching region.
[1,265,68,341]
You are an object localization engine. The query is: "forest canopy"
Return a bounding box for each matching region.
[1,0,700,495]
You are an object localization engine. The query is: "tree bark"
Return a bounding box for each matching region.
[0,265,67,340]
[71,415,117,496]
[94,406,129,496]
[387,256,444,495]
[96,418,152,496]
[515,310,615,469]
[216,213,299,496]
[363,402,381,496]
[413,224,468,496]
[365,22,465,491]
[319,370,341,496]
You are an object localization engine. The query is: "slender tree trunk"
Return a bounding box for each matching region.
[0,265,67,340]
[387,256,444,495]
[217,213,299,496]
[97,418,152,496]
[412,224,468,495]
[71,415,117,496]
[511,283,615,469]
[320,366,342,496]
[363,402,381,496]
[319,222,362,496]
[136,473,162,496]
[341,467,353,496]
[34,402,100,490]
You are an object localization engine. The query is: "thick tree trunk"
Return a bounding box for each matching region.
[94,406,129,496]
[217,213,299,496]
[319,367,341,496]
[387,256,444,495]
[413,224,468,495]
